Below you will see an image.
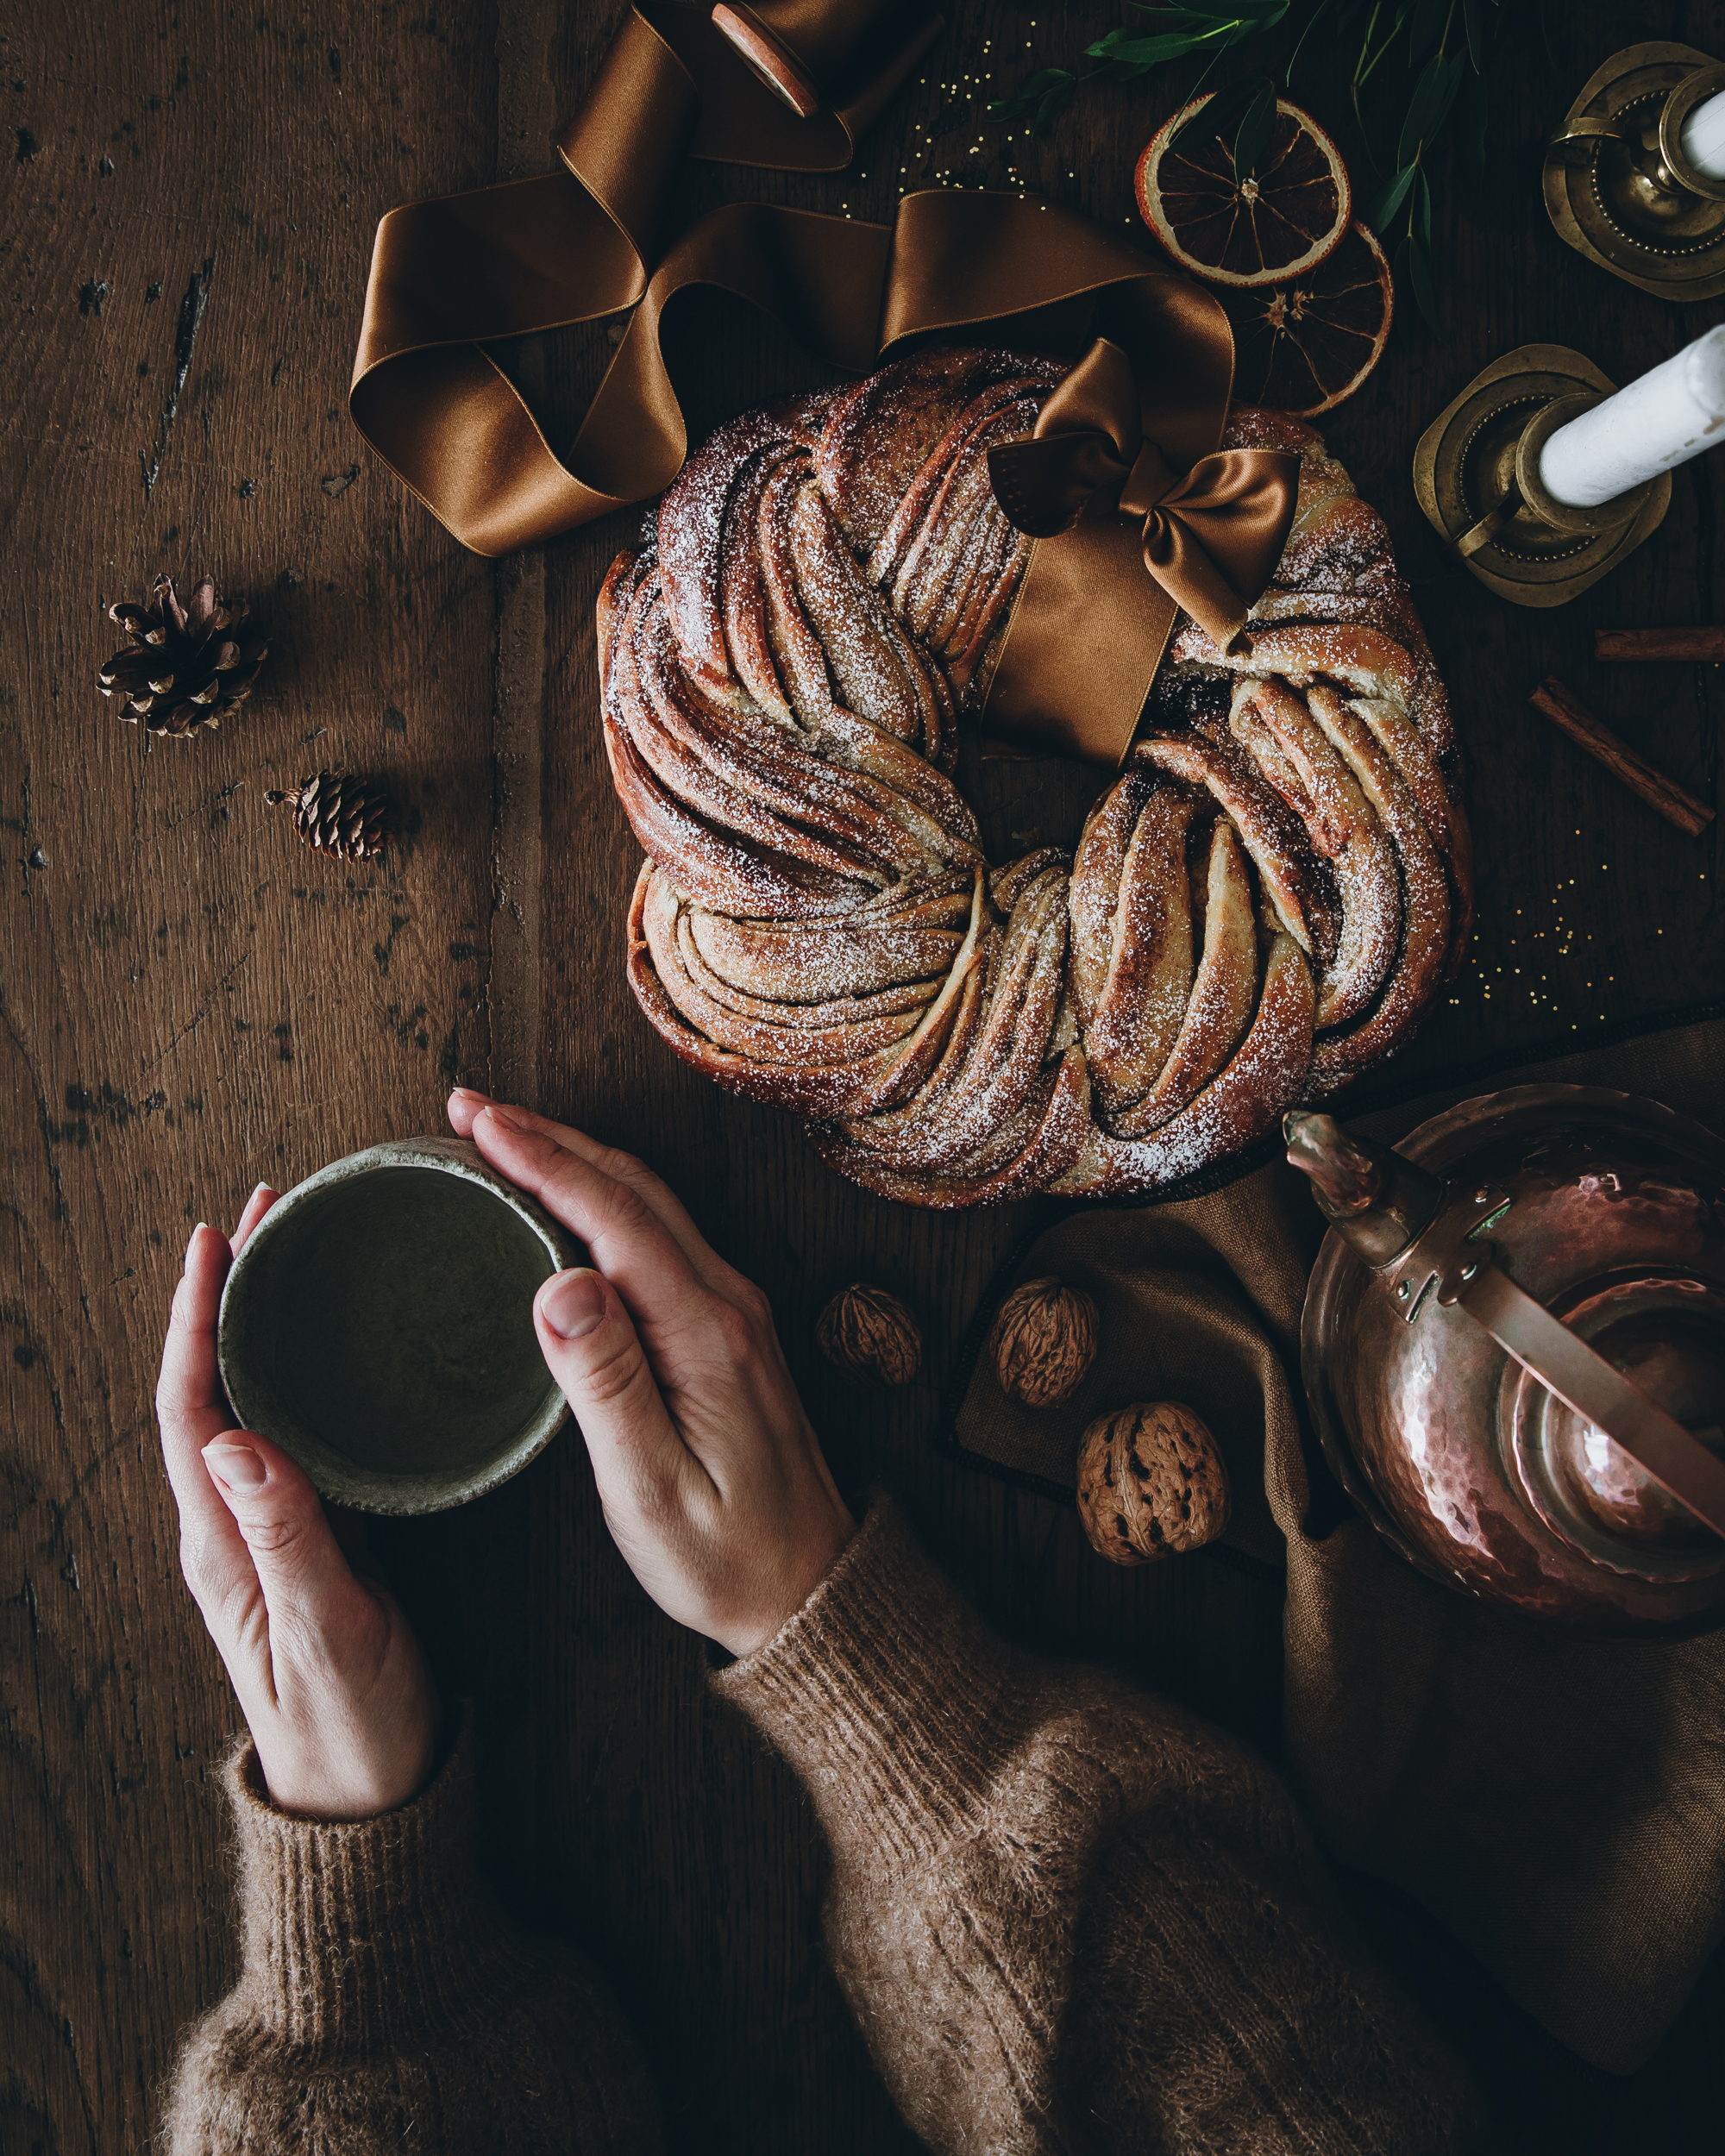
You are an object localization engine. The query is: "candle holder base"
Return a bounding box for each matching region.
[1412,346,1672,609]
[1543,41,1725,299]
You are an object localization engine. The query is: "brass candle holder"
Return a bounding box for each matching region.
[1412,345,1671,608]
[1543,41,1725,299]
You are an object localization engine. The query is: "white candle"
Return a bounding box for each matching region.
[1538,326,1725,509]
[1680,88,1725,181]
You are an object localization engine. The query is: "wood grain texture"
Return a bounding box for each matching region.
[0,5,505,2148]
[1,3,1721,2153]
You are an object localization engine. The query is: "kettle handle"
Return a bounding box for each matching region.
[1285,1112,1725,1545]
[1440,1253,1725,1543]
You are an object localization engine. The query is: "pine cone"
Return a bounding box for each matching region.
[988,1276,1100,1407]
[98,573,267,736]
[816,1283,921,1388]
[265,770,390,861]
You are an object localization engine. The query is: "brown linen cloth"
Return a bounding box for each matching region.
[953,1017,1725,2072]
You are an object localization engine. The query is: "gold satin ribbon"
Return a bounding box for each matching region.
[731,0,942,113]
[988,338,1299,657]
[348,2,1282,768]
[350,2,939,553]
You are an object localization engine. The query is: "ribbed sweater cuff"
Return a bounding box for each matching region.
[712,1497,1031,1870]
[225,1714,505,2050]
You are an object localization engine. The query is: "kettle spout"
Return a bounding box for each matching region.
[1283,1112,1382,1216]
[1283,1110,1446,1269]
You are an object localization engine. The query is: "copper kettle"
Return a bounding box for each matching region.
[1289,1086,1725,1634]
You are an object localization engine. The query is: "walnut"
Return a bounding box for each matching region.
[988,1276,1100,1406]
[816,1283,921,1388]
[1076,1403,1231,1566]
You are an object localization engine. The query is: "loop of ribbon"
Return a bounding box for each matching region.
[348,0,1298,766]
[987,339,1301,658]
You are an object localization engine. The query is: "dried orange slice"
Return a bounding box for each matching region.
[1216,221,1394,419]
[1136,95,1352,289]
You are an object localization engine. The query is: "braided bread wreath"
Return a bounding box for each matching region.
[597,346,1473,1208]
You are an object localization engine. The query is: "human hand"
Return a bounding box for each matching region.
[447,1090,855,1656]
[156,1189,440,1819]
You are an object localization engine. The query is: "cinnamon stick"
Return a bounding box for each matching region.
[1595,627,1725,662]
[1528,678,1715,839]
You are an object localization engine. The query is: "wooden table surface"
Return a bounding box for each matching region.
[3,2,1722,2149]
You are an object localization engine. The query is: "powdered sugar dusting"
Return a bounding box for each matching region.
[597,360,1470,1203]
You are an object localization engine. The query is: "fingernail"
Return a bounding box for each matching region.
[540,1269,606,1340]
[451,1086,488,1100]
[250,1181,270,1202]
[204,1440,267,1492]
[481,1103,525,1132]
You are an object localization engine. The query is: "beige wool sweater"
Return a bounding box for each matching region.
[166,1501,1483,2153]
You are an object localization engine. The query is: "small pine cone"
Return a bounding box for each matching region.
[1076,1403,1231,1567]
[98,572,267,736]
[265,770,390,861]
[988,1276,1099,1407]
[817,1283,920,1388]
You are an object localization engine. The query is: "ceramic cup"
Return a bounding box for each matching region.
[216,1137,578,1514]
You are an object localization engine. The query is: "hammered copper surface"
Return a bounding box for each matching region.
[1301,1087,1725,1634]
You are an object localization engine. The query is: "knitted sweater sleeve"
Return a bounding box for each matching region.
[162,1725,663,2156]
[712,1500,1484,2156]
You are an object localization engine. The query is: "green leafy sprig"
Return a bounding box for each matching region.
[1351,0,1509,330]
[986,0,1525,332]
[988,2,1293,140]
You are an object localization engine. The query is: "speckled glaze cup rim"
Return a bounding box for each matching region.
[216,1136,576,1515]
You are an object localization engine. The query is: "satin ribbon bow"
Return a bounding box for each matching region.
[987,339,1300,654]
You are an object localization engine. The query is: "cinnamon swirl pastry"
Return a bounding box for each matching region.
[599,348,1471,1206]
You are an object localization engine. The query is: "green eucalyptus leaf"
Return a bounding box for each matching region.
[1414,165,1433,245]
[1088,30,1215,64]
[1406,0,1447,65]
[1144,0,1288,19]
[1170,76,1258,153]
[988,67,1075,123]
[1121,1,1239,16]
[1362,162,1417,233]
[1407,231,1441,333]
[1462,0,1488,72]
[1287,0,1334,78]
[1396,53,1445,164]
[1233,76,1280,179]
[1397,47,1467,169]
[1172,46,1230,124]
[1035,76,1081,132]
[1433,47,1471,144]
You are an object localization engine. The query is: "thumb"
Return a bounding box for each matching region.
[535,1267,689,1494]
[201,1435,368,1636]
